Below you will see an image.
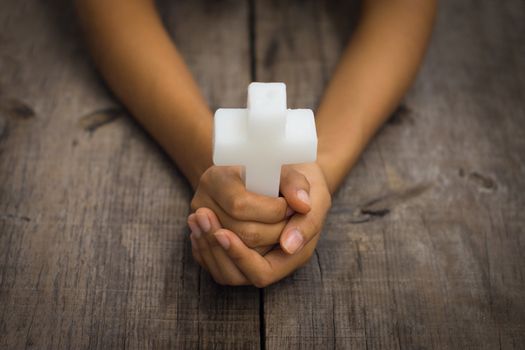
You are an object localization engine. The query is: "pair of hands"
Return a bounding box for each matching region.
[187,162,331,287]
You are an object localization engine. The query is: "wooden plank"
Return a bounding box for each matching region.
[0,0,259,348]
[254,1,361,347]
[256,0,525,349]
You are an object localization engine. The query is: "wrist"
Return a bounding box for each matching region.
[161,107,213,190]
[316,147,359,195]
[315,112,368,194]
[187,117,214,190]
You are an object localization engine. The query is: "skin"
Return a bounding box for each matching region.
[76,0,437,287]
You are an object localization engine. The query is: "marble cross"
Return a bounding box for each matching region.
[213,82,317,197]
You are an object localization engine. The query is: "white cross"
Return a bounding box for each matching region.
[213,82,317,197]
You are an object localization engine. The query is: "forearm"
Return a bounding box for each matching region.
[316,0,437,193]
[76,0,212,188]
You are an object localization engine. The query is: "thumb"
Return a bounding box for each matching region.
[280,166,311,215]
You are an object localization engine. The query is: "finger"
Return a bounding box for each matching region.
[203,200,286,248]
[197,208,250,286]
[188,214,225,284]
[213,229,320,288]
[262,234,320,278]
[280,166,311,214]
[279,215,316,255]
[207,167,290,223]
[279,186,330,254]
[189,218,210,273]
[192,185,288,246]
[188,215,206,269]
[212,229,273,287]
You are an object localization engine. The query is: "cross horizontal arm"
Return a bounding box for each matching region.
[213,108,249,165]
[281,109,317,164]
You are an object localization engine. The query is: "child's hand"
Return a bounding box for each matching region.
[275,163,332,254]
[190,165,312,251]
[189,207,315,286]
[188,208,251,285]
[188,163,331,286]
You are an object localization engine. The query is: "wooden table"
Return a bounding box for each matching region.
[1,0,524,348]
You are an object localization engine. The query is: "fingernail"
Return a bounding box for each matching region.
[197,214,211,233]
[283,229,304,254]
[188,220,202,238]
[285,206,295,218]
[215,233,230,250]
[297,189,310,206]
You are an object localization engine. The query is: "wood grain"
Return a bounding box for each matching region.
[0,0,524,349]
[256,0,525,349]
[0,0,259,349]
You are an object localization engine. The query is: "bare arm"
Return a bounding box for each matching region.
[317,0,437,193]
[186,0,438,287]
[77,0,437,286]
[75,0,212,189]
[76,0,436,194]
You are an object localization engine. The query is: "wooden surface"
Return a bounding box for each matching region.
[1,0,524,349]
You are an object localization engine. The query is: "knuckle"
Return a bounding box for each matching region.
[229,195,248,218]
[272,200,287,218]
[229,252,244,264]
[255,245,272,255]
[200,169,214,186]
[206,166,218,178]
[238,224,262,248]
[218,166,237,182]
[225,166,239,176]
